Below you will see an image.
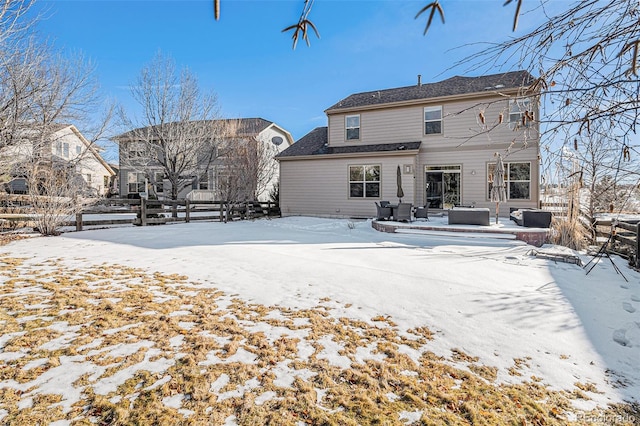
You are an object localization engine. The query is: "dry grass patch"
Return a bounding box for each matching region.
[0,255,638,425]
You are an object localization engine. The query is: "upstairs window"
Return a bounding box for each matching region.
[349,165,380,198]
[345,115,360,140]
[128,142,145,159]
[76,145,82,155]
[509,98,532,129]
[424,106,442,135]
[62,143,69,158]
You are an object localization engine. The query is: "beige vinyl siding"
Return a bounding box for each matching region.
[437,99,539,149]
[328,107,421,146]
[328,96,539,150]
[416,148,539,213]
[286,90,540,218]
[280,154,417,218]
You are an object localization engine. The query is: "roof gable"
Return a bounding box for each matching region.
[326,70,535,112]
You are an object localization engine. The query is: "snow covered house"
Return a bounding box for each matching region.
[3,124,115,196]
[114,118,293,201]
[276,70,541,218]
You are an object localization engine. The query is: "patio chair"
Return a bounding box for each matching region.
[414,204,428,221]
[375,202,392,220]
[394,202,413,222]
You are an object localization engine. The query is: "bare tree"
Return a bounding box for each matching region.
[0,3,113,235]
[455,1,639,149]
[25,158,92,236]
[118,52,225,203]
[574,132,640,218]
[0,0,37,46]
[218,132,279,201]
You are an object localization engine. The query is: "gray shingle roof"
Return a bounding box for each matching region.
[114,118,274,141]
[326,70,534,112]
[276,127,421,159]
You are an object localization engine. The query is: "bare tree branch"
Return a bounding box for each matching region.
[414,1,445,36]
[118,52,226,203]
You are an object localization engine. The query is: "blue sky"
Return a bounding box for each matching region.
[30,0,540,161]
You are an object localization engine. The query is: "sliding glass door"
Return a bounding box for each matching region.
[425,165,461,209]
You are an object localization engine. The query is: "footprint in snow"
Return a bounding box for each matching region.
[613,329,630,346]
[631,295,640,302]
[622,302,636,313]
[613,323,640,347]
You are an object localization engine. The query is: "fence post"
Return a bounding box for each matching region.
[219,201,224,222]
[635,222,640,268]
[185,199,190,223]
[76,213,83,231]
[141,198,147,226]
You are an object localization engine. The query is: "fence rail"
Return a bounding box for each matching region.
[592,218,640,268]
[0,195,280,232]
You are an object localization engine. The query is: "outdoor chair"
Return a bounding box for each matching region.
[394,202,413,222]
[375,202,392,220]
[509,208,552,228]
[414,204,428,221]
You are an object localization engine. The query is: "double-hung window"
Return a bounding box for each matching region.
[345,115,360,140]
[128,172,145,193]
[424,106,442,135]
[349,165,380,198]
[154,172,164,193]
[488,162,531,200]
[509,98,532,129]
[62,143,69,158]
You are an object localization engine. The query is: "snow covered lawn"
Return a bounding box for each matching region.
[1,217,639,424]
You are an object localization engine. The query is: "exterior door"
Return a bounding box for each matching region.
[425,166,461,208]
[426,172,443,208]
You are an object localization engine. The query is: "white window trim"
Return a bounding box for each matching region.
[348,164,380,199]
[424,106,443,135]
[345,114,360,141]
[128,171,145,194]
[487,161,532,200]
[508,98,532,129]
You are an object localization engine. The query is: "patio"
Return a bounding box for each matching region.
[372,214,551,246]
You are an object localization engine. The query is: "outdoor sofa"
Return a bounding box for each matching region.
[448,207,490,226]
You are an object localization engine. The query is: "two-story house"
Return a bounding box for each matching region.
[3,124,115,196]
[114,118,293,201]
[276,70,540,218]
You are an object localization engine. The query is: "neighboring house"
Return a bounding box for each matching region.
[3,124,116,196]
[276,70,541,218]
[114,118,293,201]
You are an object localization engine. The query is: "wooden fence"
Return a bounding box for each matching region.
[0,195,280,232]
[591,217,640,268]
